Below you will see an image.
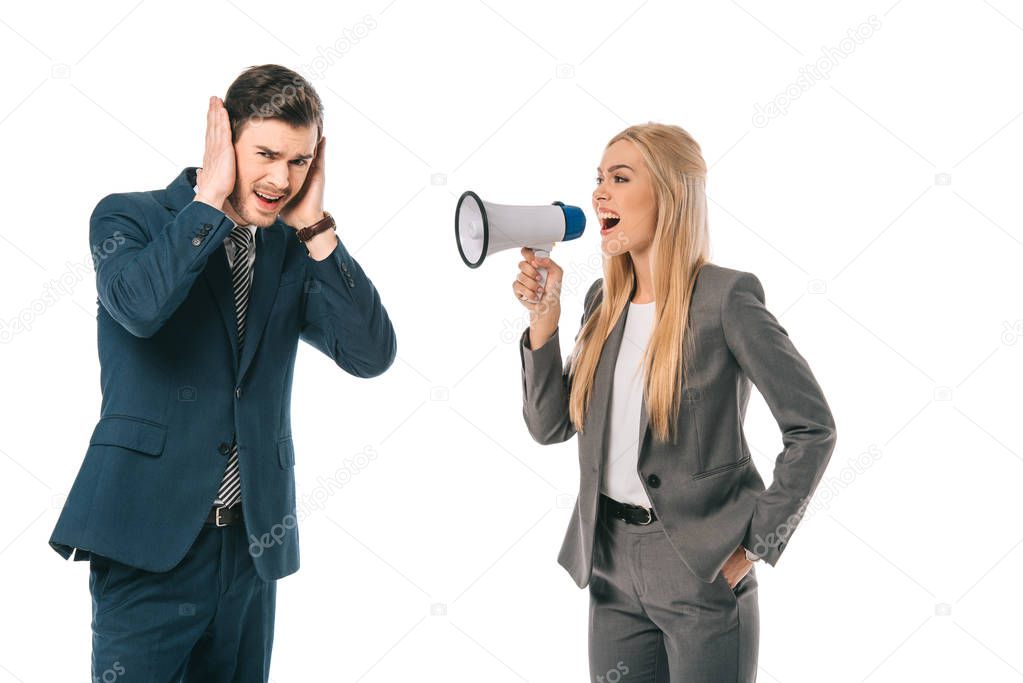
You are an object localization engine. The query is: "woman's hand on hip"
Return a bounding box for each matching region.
[722,545,754,589]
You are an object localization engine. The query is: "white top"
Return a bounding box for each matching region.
[600,300,656,507]
[193,183,256,269]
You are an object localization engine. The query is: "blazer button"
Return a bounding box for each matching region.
[646,473,661,488]
[218,442,231,455]
[235,386,242,399]
[191,237,202,246]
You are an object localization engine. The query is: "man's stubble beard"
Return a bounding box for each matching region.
[227,181,280,229]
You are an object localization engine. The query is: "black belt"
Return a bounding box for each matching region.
[205,504,243,527]
[601,494,657,525]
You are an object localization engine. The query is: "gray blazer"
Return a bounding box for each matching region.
[519,263,836,586]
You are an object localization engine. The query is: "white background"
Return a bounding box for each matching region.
[1,0,1022,681]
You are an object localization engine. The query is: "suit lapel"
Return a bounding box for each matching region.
[589,297,630,478]
[160,167,241,369]
[159,166,288,376]
[637,384,651,455]
[593,268,707,466]
[590,275,655,476]
[203,246,240,369]
[237,224,287,381]
[632,282,652,453]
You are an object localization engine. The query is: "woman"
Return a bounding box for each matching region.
[514,123,836,682]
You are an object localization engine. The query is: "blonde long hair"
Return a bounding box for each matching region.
[568,123,710,443]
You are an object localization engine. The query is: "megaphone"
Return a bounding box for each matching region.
[455,190,586,289]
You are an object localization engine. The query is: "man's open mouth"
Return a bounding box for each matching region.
[254,190,285,209]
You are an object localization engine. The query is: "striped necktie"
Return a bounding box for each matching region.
[215,225,254,508]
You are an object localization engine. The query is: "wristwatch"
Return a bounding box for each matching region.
[296,211,335,242]
[743,547,761,562]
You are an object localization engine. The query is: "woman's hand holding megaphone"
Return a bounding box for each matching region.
[515,247,562,349]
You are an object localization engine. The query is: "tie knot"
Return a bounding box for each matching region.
[229,225,253,249]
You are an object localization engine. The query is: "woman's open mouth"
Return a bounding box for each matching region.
[254,189,285,211]
[598,209,621,233]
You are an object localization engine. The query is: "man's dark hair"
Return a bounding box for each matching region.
[224,64,324,143]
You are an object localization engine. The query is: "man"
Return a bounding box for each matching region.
[49,64,396,680]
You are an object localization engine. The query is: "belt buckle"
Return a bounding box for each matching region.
[636,507,653,525]
[214,506,229,527]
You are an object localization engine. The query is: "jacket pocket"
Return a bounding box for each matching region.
[277,436,295,469]
[691,454,751,481]
[89,415,167,457]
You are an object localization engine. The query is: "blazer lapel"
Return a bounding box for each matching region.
[637,386,651,455]
[237,223,287,381]
[590,275,654,477]
[624,275,652,455]
[589,299,630,478]
[158,167,289,377]
[159,167,241,368]
[203,246,240,369]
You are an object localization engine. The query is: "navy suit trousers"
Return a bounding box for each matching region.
[89,520,275,682]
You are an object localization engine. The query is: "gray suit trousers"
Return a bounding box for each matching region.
[589,499,759,683]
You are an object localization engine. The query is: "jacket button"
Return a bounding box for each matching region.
[218,442,231,455]
[191,237,202,246]
[202,223,212,230]
[646,473,661,488]
[235,386,242,399]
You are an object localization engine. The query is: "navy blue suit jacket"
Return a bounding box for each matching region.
[49,167,396,581]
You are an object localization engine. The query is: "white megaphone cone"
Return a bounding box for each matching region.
[455,191,586,289]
